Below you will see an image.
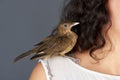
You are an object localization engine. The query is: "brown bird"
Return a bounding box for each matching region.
[14,21,79,62]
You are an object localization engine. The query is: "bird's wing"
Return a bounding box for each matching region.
[41,35,74,55]
[30,36,60,60]
[31,35,76,60]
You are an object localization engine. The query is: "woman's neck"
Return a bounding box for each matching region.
[106,0,120,56]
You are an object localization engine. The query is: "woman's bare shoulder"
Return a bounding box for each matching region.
[29,62,47,80]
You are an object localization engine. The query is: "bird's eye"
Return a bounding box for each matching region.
[64,24,67,27]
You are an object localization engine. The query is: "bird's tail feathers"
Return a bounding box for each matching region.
[14,50,35,62]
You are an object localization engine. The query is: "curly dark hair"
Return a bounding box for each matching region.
[53,0,112,60]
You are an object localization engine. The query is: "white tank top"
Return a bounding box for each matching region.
[38,56,120,80]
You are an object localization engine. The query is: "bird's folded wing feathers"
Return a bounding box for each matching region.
[31,35,75,59]
[38,36,73,54]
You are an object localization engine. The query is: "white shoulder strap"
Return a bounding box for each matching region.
[38,59,53,80]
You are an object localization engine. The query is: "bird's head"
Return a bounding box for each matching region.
[58,21,79,35]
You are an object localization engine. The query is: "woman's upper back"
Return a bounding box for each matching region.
[30,55,120,80]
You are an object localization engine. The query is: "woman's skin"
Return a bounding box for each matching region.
[29,63,47,80]
[29,0,120,80]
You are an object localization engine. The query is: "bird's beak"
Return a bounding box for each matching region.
[70,22,79,28]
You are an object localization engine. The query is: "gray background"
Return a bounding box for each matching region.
[0,0,64,80]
